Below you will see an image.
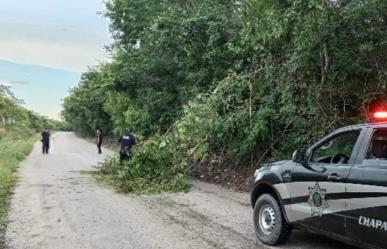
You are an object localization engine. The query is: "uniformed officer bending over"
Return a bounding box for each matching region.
[41,128,50,155]
[118,129,136,163]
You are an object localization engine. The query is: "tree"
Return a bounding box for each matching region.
[63,0,387,192]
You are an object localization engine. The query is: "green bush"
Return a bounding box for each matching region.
[99,137,190,194]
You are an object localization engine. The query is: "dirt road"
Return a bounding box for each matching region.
[5,132,354,249]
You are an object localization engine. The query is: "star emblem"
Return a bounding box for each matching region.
[308,182,329,217]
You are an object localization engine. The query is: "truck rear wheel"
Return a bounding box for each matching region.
[253,194,291,245]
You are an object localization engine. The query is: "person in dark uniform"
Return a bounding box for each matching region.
[41,128,50,154]
[118,129,136,163]
[96,129,103,154]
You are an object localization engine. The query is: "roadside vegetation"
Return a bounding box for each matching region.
[0,128,37,228]
[63,0,387,193]
[0,86,56,245]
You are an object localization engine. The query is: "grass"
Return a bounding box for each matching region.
[0,127,38,246]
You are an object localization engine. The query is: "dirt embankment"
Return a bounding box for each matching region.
[190,159,256,193]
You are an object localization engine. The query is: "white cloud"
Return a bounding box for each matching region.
[38,107,63,120]
[0,0,111,72]
[0,0,111,119]
[0,39,109,72]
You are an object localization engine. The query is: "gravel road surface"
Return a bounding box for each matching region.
[5,132,355,249]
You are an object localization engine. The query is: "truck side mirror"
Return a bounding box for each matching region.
[292,150,309,168]
[292,149,325,172]
[292,150,308,166]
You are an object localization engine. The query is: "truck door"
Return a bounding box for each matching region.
[346,128,387,249]
[287,129,363,236]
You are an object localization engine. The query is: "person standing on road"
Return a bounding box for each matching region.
[41,128,50,155]
[96,129,103,154]
[118,128,136,163]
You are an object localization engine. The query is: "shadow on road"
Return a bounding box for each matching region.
[283,231,358,249]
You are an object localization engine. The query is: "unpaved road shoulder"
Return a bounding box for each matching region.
[5,132,353,249]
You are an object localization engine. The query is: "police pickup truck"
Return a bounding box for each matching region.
[251,121,387,249]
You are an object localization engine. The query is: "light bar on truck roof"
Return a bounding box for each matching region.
[373,111,387,120]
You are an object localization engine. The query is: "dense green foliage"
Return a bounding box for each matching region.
[63,0,387,193]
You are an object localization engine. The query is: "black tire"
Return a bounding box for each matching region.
[253,194,291,245]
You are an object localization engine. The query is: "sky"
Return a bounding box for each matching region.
[0,0,111,119]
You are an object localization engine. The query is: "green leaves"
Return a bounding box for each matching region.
[98,136,190,194]
[65,0,387,193]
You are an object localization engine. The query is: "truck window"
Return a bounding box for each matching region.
[311,131,360,164]
[364,129,387,166]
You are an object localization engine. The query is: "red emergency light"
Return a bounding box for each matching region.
[365,95,387,123]
[374,111,387,119]
[370,110,387,123]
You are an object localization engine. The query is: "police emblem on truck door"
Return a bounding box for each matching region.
[308,182,329,217]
